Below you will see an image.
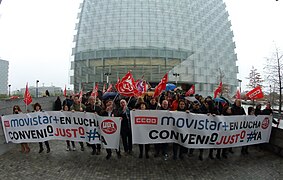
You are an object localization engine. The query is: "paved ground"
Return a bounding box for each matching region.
[0,141,282,180]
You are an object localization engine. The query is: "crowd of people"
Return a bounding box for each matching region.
[13,91,275,161]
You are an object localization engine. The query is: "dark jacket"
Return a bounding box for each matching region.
[262,108,273,115]
[255,108,262,116]
[85,104,102,115]
[54,97,62,111]
[148,102,158,110]
[231,104,246,115]
[117,107,131,132]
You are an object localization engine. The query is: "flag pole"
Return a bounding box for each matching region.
[156,95,161,110]
[127,96,132,106]
[112,93,120,110]
[94,82,97,105]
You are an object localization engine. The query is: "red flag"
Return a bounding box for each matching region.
[91,83,98,97]
[23,83,32,105]
[185,85,195,96]
[78,89,83,102]
[143,81,147,93]
[153,73,168,98]
[102,83,106,94]
[115,71,139,97]
[235,89,241,99]
[135,76,146,96]
[214,82,223,98]
[106,84,113,92]
[63,85,67,97]
[246,86,264,100]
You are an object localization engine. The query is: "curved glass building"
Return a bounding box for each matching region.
[71,0,238,96]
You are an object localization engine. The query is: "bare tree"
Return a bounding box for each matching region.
[246,66,264,89]
[264,47,283,115]
[222,84,231,98]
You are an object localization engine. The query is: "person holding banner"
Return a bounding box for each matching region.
[262,102,279,125]
[155,99,170,160]
[13,105,30,153]
[203,97,220,160]
[255,104,262,116]
[231,99,246,155]
[173,99,188,160]
[188,100,205,160]
[86,96,102,155]
[71,96,86,151]
[102,100,121,160]
[148,97,158,110]
[34,103,51,153]
[117,99,133,155]
[241,106,255,155]
[137,102,150,159]
[63,104,76,151]
[220,105,233,159]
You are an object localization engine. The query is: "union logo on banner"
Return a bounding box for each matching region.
[4,121,10,128]
[101,119,117,134]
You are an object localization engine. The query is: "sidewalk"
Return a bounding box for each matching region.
[0,141,282,180]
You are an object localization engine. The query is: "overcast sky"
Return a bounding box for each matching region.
[0,0,282,93]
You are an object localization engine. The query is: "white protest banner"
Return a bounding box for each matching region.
[1,111,121,149]
[131,110,272,148]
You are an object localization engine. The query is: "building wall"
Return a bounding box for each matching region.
[72,0,238,96]
[0,59,9,95]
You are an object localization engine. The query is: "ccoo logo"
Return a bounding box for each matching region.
[4,121,10,128]
[101,119,117,134]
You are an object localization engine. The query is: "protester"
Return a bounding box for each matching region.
[205,97,220,159]
[188,100,205,160]
[231,99,246,155]
[101,100,121,160]
[85,96,102,155]
[255,104,262,116]
[117,99,133,155]
[148,97,158,110]
[137,102,150,159]
[71,96,86,151]
[262,102,279,125]
[63,96,74,110]
[45,90,50,97]
[13,105,30,153]
[63,104,76,151]
[34,103,51,153]
[54,96,62,111]
[220,105,233,159]
[173,99,188,160]
[155,99,170,160]
[241,106,255,155]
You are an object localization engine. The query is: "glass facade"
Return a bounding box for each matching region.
[72,0,238,96]
[0,59,9,95]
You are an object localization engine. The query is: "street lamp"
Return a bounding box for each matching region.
[238,79,242,93]
[36,80,39,98]
[8,84,11,97]
[104,72,111,84]
[173,73,180,85]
